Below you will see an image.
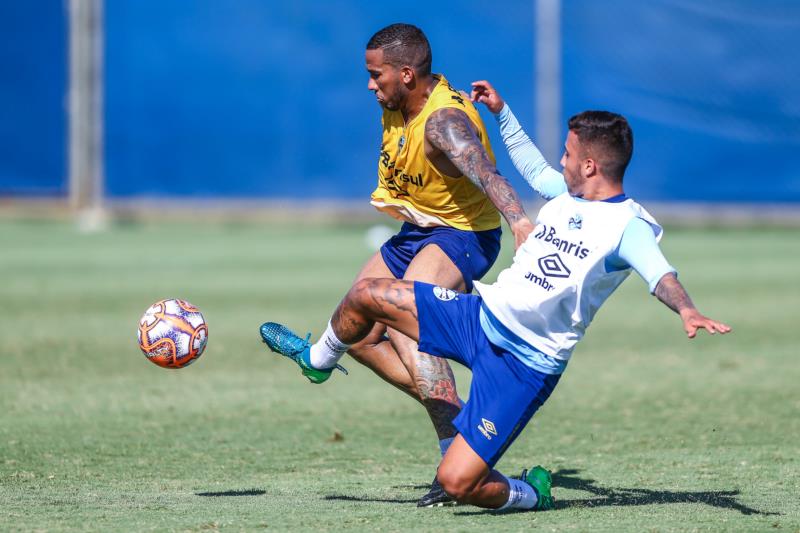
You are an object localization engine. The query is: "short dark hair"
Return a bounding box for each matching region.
[366,23,432,77]
[568,111,633,181]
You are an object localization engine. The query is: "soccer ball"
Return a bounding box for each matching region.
[138,299,208,368]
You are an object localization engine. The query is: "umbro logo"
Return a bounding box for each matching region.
[538,253,571,278]
[477,418,498,440]
[568,214,583,230]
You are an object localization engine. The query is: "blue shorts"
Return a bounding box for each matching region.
[414,281,561,468]
[380,222,501,293]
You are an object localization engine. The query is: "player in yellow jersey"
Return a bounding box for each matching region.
[261,23,534,507]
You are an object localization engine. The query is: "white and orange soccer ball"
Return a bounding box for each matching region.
[137,299,208,368]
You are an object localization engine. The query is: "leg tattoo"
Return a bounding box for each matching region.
[331,278,418,345]
[415,350,460,440]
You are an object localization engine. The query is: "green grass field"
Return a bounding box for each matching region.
[1,218,798,532]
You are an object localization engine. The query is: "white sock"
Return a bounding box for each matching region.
[438,437,454,457]
[309,321,351,369]
[497,475,538,511]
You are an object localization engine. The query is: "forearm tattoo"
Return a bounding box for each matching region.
[426,108,527,225]
[654,273,695,314]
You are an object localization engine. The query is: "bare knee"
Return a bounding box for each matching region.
[346,342,367,362]
[347,338,380,363]
[386,327,417,363]
[345,278,375,310]
[437,464,480,502]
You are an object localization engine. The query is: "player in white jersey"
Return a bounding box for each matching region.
[260,91,731,510]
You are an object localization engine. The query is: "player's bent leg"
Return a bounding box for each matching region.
[398,244,466,438]
[332,278,420,345]
[436,435,554,511]
[388,328,459,438]
[347,252,420,400]
[436,435,508,508]
[347,323,420,400]
[397,243,468,507]
[260,277,417,384]
[388,326,461,508]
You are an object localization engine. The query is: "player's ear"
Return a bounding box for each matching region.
[583,157,598,178]
[400,65,415,85]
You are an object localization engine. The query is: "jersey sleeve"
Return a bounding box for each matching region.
[611,217,677,293]
[494,103,567,200]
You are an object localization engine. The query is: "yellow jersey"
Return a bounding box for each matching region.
[370,74,501,231]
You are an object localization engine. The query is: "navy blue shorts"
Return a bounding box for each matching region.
[414,281,561,468]
[380,222,501,293]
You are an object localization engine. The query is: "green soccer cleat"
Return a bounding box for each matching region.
[520,465,554,511]
[259,322,347,384]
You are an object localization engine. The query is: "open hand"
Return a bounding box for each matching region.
[680,309,732,338]
[471,80,505,114]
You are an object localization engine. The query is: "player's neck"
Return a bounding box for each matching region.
[581,177,624,201]
[401,74,437,123]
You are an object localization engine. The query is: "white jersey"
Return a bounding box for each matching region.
[474,193,663,360]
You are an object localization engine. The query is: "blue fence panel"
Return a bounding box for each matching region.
[8,2,792,203]
[105,0,535,200]
[562,0,800,202]
[0,2,67,196]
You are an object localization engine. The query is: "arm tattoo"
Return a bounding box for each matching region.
[425,107,527,225]
[654,273,696,314]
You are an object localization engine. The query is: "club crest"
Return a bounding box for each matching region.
[433,286,457,301]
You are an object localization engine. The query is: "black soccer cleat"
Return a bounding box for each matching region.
[417,476,457,508]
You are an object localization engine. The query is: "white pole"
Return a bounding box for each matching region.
[535,0,562,166]
[68,0,106,230]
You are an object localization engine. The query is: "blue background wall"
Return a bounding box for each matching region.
[2,1,798,202]
[0,1,66,196]
[562,0,800,202]
[104,0,535,200]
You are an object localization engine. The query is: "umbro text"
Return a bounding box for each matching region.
[525,271,555,291]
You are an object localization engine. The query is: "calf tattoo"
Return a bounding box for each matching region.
[415,351,460,439]
[332,279,418,345]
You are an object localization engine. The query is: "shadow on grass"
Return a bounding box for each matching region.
[326,469,778,516]
[324,483,430,504]
[325,494,419,504]
[196,489,266,497]
[454,469,778,517]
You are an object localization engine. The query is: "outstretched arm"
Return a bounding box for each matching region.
[471,80,566,200]
[425,107,533,248]
[654,273,732,338]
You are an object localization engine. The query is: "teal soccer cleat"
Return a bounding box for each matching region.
[259,322,347,384]
[520,465,554,511]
